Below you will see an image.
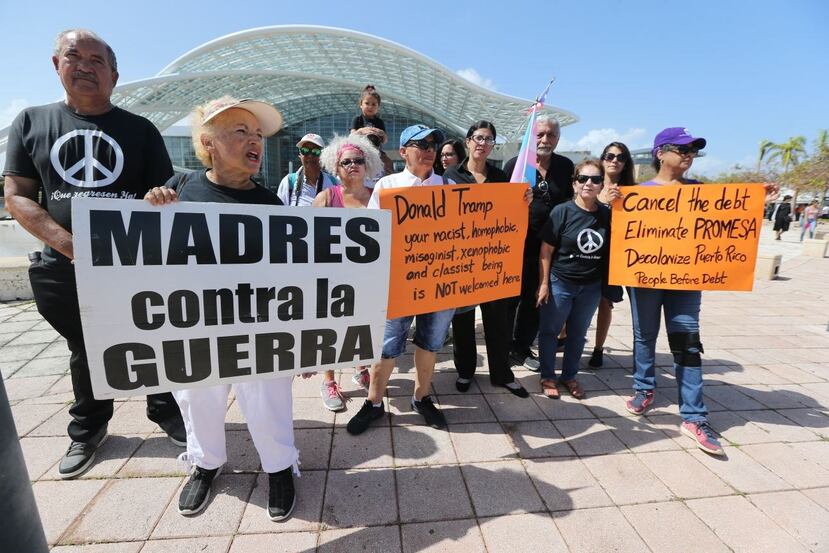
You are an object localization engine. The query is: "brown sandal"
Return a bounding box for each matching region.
[541,379,560,399]
[560,379,585,400]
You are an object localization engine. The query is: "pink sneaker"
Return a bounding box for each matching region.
[625,390,654,415]
[681,421,725,456]
[320,380,346,411]
[351,369,370,390]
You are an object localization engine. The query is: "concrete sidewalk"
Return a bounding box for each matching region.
[4,239,829,552]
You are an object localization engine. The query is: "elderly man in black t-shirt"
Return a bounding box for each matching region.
[2,29,184,479]
[503,115,575,370]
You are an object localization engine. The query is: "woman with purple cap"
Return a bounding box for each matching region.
[622,127,777,456]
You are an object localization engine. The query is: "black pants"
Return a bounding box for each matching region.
[507,235,541,354]
[28,262,181,443]
[451,297,515,385]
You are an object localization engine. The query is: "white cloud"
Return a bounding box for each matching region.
[558,127,649,155]
[456,68,496,91]
[0,98,30,128]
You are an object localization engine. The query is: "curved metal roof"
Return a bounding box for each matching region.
[1,25,577,154]
[118,25,576,141]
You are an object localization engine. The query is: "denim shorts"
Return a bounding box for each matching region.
[381,308,455,359]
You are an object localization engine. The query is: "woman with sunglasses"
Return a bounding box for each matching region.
[443,121,529,397]
[587,142,637,368]
[535,160,620,399]
[623,127,721,453]
[434,138,465,176]
[276,133,337,206]
[311,134,383,409]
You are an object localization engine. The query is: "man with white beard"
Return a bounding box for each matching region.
[503,115,575,371]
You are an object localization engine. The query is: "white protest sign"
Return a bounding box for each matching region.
[71,198,390,400]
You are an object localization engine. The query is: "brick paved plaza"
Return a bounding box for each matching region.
[5,222,829,552]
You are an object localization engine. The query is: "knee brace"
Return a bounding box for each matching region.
[667,332,704,367]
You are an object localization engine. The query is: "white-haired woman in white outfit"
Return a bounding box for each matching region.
[144,95,302,521]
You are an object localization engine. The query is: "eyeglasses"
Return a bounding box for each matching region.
[405,139,437,151]
[602,152,628,163]
[469,135,496,146]
[575,175,603,184]
[440,152,458,158]
[662,144,699,156]
[299,147,321,157]
[339,158,366,168]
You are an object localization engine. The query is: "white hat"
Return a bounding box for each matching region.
[296,133,325,149]
[202,98,283,137]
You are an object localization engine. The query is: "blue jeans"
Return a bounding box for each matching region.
[539,276,601,381]
[381,308,455,359]
[627,287,707,423]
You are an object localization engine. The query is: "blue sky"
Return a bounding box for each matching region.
[2,0,827,176]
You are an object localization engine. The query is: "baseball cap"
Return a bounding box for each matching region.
[296,133,325,149]
[202,98,283,137]
[400,124,445,147]
[652,127,706,154]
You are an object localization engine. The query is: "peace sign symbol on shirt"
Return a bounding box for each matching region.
[577,228,604,254]
[50,129,125,188]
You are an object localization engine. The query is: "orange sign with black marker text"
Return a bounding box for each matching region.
[608,183,766,291]
[380,183,528,319]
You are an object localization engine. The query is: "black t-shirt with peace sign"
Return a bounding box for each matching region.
[3,102,173,265]
[540,200,611,283]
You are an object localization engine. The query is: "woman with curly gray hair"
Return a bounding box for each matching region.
[311,133,380,409]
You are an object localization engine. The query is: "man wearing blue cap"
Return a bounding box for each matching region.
[349,124,455,434]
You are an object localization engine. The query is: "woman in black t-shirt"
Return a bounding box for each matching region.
[535,159,620,399]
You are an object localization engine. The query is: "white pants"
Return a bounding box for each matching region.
[173,378,297,474]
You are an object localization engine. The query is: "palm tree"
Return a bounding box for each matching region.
[767,136,807,208]
[816,129,828,156]
[757,139,774,174]
[767,136,807,175]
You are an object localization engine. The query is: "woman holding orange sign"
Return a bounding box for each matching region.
[444,121,529,398]
[587,142,637,368]
[623,127,719,455]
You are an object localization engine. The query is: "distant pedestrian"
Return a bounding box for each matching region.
[800,199,819,241]
[774,195,793,240]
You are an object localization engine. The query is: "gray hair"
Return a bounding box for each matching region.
[54,29,117,71]
[320,134,384,182]
[536,114,560,130]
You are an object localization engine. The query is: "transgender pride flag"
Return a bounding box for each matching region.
[510,79,554,186]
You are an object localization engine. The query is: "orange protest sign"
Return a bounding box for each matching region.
[380,183,528,319]
[609,183,766,291]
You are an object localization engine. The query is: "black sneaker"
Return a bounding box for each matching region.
[58,427,108,479]
[346,400,385,435]
[158,415,187,447]
[268,467,296,521]
[411,395,447,429]
[588,348,603,368]
[178,465,220,515]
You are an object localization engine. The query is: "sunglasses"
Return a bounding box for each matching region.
[299,147,321,157]
[468,135,496,146]
[602,152,628,162]
[405,139,437,151]
[575,175,603,184]
[662,144,699,156]
[339,158,366,168]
